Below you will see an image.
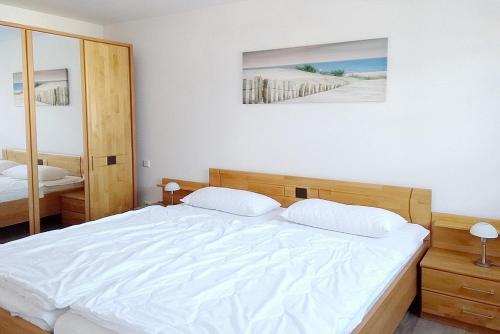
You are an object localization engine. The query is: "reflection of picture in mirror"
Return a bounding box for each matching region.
[12,72,23,107]
[13,68,69,107]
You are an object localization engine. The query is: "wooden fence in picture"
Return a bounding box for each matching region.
[242,76,342,104]
[35,86,69,106]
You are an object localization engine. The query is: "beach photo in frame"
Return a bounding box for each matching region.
[13,68,69,107]
[242,38,388,104]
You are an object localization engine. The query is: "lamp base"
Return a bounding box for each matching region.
[475,259,492,268]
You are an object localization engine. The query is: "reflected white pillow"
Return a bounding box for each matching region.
[3,165,69,181]
[280,198,407,238]
[181,186,281,216]
[0,160,19,173]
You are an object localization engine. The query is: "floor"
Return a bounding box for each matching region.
[396,312,479,334]
[0,215,63,244]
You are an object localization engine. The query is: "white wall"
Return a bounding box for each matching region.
[32,32,84,155]
[105,0,500,218]
[0,28,26,153]
[0,5,100,157]
[0,28,84,156]
[0,3,102,37]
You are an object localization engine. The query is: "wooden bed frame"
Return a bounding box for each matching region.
[0,149,83,229]
[165,169,432,333]
[1,168,431,334]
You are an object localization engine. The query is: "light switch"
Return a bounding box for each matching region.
[142,160,151,168]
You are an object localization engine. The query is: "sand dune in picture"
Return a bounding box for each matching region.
[242,68,386,103]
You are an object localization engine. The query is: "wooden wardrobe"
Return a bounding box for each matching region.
[83,41,136,220]
[0,21,136,234]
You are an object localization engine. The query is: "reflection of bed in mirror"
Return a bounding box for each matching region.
[0,148,84,228]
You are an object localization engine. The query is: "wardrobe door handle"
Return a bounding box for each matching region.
[462,285,495,295]
[462,308,494,319]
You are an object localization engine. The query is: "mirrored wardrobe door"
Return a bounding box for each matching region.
[31,31,86,234]
[0,25,34,241]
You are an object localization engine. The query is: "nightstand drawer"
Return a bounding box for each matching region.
[61,196,85,214]
[62,211,86,225]
[423,290,500,331]
[423,268,500,306]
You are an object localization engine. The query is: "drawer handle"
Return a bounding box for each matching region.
[462,308,494,320]
[462,285,495,295]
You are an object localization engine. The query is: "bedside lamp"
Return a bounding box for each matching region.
[164,182,180,205]
[470,222,499,268]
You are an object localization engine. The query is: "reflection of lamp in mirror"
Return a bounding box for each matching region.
[164,182,180,205]
[470,222,499,268]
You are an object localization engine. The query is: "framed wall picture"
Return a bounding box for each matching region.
[242,38,388,104]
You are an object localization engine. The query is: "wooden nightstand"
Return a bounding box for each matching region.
[60,190,86,226]
[157,178,208,206]
[420,213,500,333]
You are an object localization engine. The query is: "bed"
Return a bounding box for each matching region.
[0,168,431,334]
[0,149,84,229]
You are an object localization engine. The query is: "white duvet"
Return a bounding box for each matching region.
[0,175,83,203]
[0,175,29,202]
[0,205,425,334]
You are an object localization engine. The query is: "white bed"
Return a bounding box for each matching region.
[0,204,428,333]
[49,205,429,334]
[0,174,83,203]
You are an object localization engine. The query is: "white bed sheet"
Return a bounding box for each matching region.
[0,287,65,331]
[40,176,84,195]
[0,175,83,203]
[58,205,428,334]
[0,205,281,331]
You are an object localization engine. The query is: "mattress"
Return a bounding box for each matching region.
[0,205,281,331]
[56,205,429,334]
[0,175,83,203]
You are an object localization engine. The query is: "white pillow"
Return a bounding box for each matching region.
[280,198,407,238]
[2,165,28,179]
[181,186,281,216]
[0,160,19,173]
[3,165,69,181]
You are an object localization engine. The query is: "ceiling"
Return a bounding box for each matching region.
[0,0,245,24]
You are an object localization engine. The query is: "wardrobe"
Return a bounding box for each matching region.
[0,21,136,236]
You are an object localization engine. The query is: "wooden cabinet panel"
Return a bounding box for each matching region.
[84,41,134,220]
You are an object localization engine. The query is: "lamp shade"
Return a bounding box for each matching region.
[470,222,499,239]
[164,182,180,192]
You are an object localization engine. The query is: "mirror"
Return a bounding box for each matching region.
[0,25,31,242]
[32,32,85,233]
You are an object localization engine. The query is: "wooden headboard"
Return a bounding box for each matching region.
[209,169,432,228]
[2,148,83,177]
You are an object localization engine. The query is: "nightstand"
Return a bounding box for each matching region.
[157,178,208,206]
[420,213,500,332]
[60,190,86,226]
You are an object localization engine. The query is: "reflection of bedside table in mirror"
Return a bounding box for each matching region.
[157,178,208,206]
[60,190,85,226]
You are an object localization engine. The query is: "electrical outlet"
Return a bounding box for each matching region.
[142,160,151,168]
